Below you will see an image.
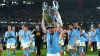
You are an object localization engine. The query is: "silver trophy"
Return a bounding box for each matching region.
[42,0,59,27]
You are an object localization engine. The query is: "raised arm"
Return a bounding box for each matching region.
[56,11,63,33]
[41,12,47,33]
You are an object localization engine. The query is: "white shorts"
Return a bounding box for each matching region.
[97,42,100,49]
[22,42,30,48]
[76,40,81,46]
[80,42,86,47]
[47,53,60,56]
[67,45,75,49]
[32,42,35,47]
[7,43,15,49]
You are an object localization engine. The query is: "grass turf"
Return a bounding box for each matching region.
[2,48,98,56]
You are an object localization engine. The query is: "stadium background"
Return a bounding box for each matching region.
[0,0,100,56]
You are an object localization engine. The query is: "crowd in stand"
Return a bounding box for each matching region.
[0,4,100,23]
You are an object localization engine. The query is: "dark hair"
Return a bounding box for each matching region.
[12,26,15,28]
[46,27,55,29]
[24,24,28,28]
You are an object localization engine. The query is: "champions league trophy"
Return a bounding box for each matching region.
[42,0,61,28]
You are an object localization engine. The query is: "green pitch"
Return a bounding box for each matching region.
[2,48,98,56]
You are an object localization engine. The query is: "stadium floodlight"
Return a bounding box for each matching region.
[99,7,100,9]
[12,2,18,5]
[15,2,16,3]
[3,0,5,2]
[91,24,93,28]
[15,22,18,23]
[25,1,32,4]
[23,22,26,23]
[16,3,18,5]
[96,6,100,9]
[96,22,99,23]
[32,2,34,4]
[1,22,3,23]
[12,2,13,4]
[21,22,23,24]
[33,22,36,24]
[2,4,5,5]
[2,4,5,6]
[81,24,82,26]
[26,2,31,4]
[30,22,33,24]
[12,2,16,4]
[0,3,5,6]
[23,1,26,4]
[11,22,14,23]
[4,22,7,23]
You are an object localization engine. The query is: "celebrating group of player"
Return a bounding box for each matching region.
[0,11,99,56]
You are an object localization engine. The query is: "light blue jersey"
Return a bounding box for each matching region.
[92,32,96,42]
[89,31,93,41]
[80,33,85,42]
[19,30,24,35]
[74,29,80,40]
[89,31,96,42]
[85,33,88,42]
[5,31,16,43]
[13,31,18,44]
[96,28,100,42]
[19,29,24,42]
[68,30,76,45]
[19,30,31,43]
[32,38,35,42]
[46,31,60,54]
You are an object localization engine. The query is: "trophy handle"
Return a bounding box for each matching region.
[53,0,59,10]
[42,2,48,12]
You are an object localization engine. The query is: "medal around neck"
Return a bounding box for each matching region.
[42,1,59,28]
